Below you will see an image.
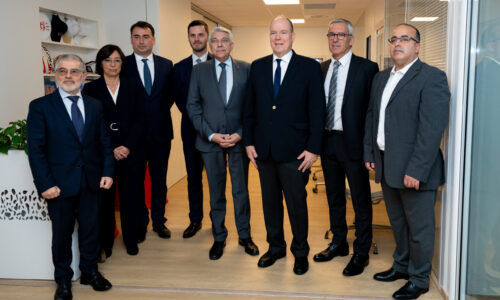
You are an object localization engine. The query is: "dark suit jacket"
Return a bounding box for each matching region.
[363,59,450,190]
[27,90,114,198]
[187,58,250,153]
[173,54,212,145]
[243,51,325,162]
[321,54,378,160]
[82,76,145,162]
[124,54,174,142]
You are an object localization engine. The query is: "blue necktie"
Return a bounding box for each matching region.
[142,58,152,96]
[218,62,227,104]
[273,59,282,99]
[67,96,84,141]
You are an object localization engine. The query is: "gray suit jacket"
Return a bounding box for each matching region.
[363,59,450,190]
[187,58,250,153]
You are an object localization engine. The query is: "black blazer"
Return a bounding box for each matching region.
[82,76,145,162]
[173,54,213,145]
[321,54,378,160]
[124,54,174,143]
[27,90,114,198]
[243,51,325,162]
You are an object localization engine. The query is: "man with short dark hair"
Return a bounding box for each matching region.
[124,21,174,242]
[364,23,450,299]
[27,54,114,300]
[173,20,212,239]
[313,18,378,277]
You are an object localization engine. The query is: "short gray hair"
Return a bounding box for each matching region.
[209,26,233,42]
[54,54,86,72]
[328,18,354,36]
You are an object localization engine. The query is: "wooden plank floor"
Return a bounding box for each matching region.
[0,167,443,299]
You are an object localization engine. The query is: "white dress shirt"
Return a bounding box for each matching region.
[107,83,120,104]
[59,89,85,121]
[324,50,352,131]
[376,57,419,150]
[273,50,293,84]
[134,53,155,87]
[192,52,209,66]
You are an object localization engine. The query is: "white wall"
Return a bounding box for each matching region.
[0,0,102,127]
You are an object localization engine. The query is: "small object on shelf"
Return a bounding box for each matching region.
[72,19,88,45]
[62,16,80,44]
[41,45,54,74]
[50,14,67,42]
[40,12,51,40]
[85,61,96,73]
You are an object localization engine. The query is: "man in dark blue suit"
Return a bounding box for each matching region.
[173,20,212,238]
[123,21,174,240]
[243,16,325,275]
[27,54,114,300]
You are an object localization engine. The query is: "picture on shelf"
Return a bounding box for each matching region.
[43,77,57,96]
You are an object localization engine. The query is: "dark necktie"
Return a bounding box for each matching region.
[196,58,202,65]
[67,95,84,141]
[273,58,282,99]
[142,58,152,96]
[326,60,341,130]
[218,62,227,104]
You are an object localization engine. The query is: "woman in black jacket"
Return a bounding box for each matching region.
[83,44,145,258]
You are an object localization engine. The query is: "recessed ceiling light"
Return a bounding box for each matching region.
[263,0,300,5]
[410,17,439,22]
[291,19,305,23]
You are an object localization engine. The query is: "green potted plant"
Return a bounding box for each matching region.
[0,120,27,154]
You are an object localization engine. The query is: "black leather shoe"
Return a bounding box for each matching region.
[126,244,139,256]
[374,268,410,282]
[293,257,309,275]
[313,241,349,262]
[153,224,171,239]
[209,240,226,260]
[80,272,112,291]
[54,282,72,300]
[258,250,286,268]
[183,222,202,238]
[392,281,429,299]
[137,229,147,243]
[238,238,259,256]
[343,253,369,276]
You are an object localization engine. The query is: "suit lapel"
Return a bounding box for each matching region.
[208,59,226,106]
[343,55,359,106]
[387,59,422,105]
[151,54,161,96]
[227,59,238,106]
[50,90,80,142]
[376,70,391,114]
[276,52,299,102]
[264,55,274,98]
[321,59,331,81]
[82,95,93,143]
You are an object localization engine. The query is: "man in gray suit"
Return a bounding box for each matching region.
[187,26,259,260]
[363,23,449,299]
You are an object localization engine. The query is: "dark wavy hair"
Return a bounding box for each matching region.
[95,44,127,76]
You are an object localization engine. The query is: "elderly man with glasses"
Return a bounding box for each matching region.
[27,54,114,300]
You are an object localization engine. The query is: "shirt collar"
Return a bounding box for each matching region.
[59,88,82,101]
[273,50,293,63]
[192,52,209,62]
[391,57,419,75]
[135,52,153,63]
[332,50,352,66]
[215,57,232,68]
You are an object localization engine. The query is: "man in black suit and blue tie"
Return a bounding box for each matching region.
[124,21,174,241]
[313,19,379,277]
[27,54,114,300]
[173,20,212,239]
[243,16,325,275]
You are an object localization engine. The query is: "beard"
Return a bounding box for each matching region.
[57,80,82,94]
[191,43,207,53]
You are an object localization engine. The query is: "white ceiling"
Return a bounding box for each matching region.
[192,0,373,28]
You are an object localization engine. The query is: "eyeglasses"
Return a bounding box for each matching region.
[55,68,84,76]
[326,32,351,40]
[388,35,420,44]
[210,38,230,44]
[103,58,122,64]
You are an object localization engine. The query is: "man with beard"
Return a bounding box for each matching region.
[27,54,114,300]
[173,20,212,238]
